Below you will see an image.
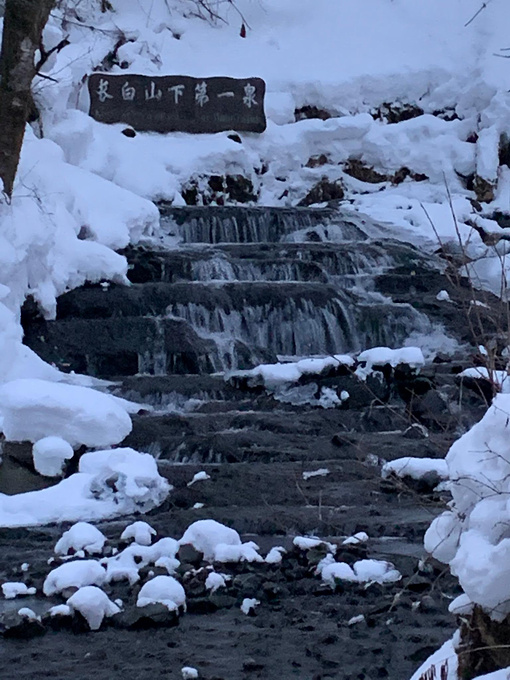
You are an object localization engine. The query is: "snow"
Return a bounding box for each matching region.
[179,520,242,562]
[187,471,211,487]
[120,521,156,546]
[436,290,451,302]
[342,532,369,546]
[137,575,186,611]
[448,593,474,616]
[265,546,286,564]
[66,586,120,630]
[43,560,106,596]
[17,607,39,621]
[319,558,401,586]
[293,536,337,554]
[48,604,72,618]
[2,582,36,599]
[0,448,170,528]
[181,668,199,680]
[213,541,263,564]
[205,572,227,593]
[460,367,510,393]
[0,379,132,448]
[381,457,449,482]
[55,522,107,556]
[32,437,74,478]
[409,633,458,680]
[106,538,179,585]
[240,598,260,615]
[425,393,510,620]
[302,468,329,481]
[233,354,354,389]
[356,347,425,381]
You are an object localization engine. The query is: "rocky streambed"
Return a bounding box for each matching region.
[0,205,499,679]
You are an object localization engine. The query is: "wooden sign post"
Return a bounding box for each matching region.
[88,74,266,134]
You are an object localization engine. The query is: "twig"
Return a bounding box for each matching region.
[464,0,494,28]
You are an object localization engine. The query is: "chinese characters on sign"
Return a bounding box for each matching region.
[88,74,266,133]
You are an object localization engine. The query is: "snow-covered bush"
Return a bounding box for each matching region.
[425,393,510,620]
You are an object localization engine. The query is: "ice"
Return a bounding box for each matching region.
[179,520,242,562]
[55,522,107,556]
[0,379,132,447]
[67,586,120,630]
[2,582,36,599]
[120,521,157,546]
[32,437,74,478]
[137,575,186,611]
[43,560,106,596]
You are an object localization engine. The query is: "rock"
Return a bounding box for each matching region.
[344,159,390,184]
[294,105,331,121]
[372,102,424,124]
[208,593,237,610]
[121,127,136,137]
[177,543,204,567]
[298,177,345,206]
[111,603,179,630]
[306,154,329,168]
[0,611,46,639]
[243,658,265,671]
[473,175,495,203]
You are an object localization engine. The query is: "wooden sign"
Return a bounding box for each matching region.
[88,73,266,134]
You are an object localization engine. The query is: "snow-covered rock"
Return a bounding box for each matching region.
[55,522,107,556]
[67,586,120,630]
[120,521,156,546]
[137,575,186,612]
[2,582,36,599]
[179,520,241,562]
[32,436,74,477]
[382,457,448,483]
[43,560,106,596]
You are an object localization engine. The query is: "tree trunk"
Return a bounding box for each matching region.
[0,0,54,198]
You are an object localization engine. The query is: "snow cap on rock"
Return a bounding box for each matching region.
[67,586,120,630]
[32,436,74,477]
[43,560,106,596]
[137,575,186,611]
[55,522,107,556]
[179,520,241,562]
[120,520,157,546]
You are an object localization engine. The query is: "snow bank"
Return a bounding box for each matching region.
[0,448,170,527]
[67,586,120,630]
[55,522,107,556]
[425,393,510,620]
[0,379,132,447]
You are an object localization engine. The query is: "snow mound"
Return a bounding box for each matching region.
[43,560,106,596]
[0,447,170,527]
[293,536,337,554]
[213,541,263,564]
[137,575,186,611]
[106,537,179,585]
[2,582,36,599]
[120,520,156,546]
[320,558,401,586]
[240,598,260,615]
[355,347,424,381]
[0,379,132,447]
[205,572,227,593]
[67,586,120,630]
[32,436,74,477]
[55,522,107,556]
[179,520,241,562]
[425,393,510,620]
[265,546,286,564]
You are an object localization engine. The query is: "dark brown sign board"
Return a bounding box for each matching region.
[88,73,266,134]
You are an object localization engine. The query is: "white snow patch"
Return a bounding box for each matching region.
[240,598,260,615]
[181,668,199,680]
[205,572,227,593]
[293,536,337,554]
[2,582,36,599]
[342,532,369,546]
[187,471,211,487]
[382,457,448,482]
[265,546,286,564]
[302,468,330,481]
[179,520,241,562]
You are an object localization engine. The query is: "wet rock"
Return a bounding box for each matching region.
[295,105,331,121]
[178,543,204,568]
[208,593,237,610]
[0,611,46,639]
[111,603,179,629]
[243,657,265,671]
